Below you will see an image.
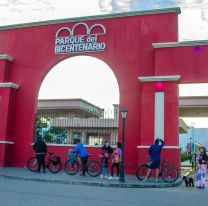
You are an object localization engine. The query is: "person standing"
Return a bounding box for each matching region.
[71,138,88,176]
[100,140,113,179]
[33,136,47,173]
[191,153,196,170]
[143,138,164,182]
[196,146,207,188]
[108,142,122,180]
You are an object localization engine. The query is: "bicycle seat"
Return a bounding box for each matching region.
[163,159,168,162]
[49,152,53,155]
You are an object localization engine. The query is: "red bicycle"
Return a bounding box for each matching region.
[64,152,101,177]
[136,159,178,183]
[27,152,62,173]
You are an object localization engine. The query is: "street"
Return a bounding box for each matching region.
[0,178,207,206]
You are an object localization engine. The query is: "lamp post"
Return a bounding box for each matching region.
[119,106,128,183]
[191,123,195,153]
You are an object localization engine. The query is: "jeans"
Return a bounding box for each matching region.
[101,162,108,176]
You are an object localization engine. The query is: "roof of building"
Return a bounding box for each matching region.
[37,98,104,118]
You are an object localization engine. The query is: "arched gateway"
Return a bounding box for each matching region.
[0,7,207,174]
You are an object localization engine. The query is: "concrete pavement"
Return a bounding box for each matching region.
[0,167,182,188]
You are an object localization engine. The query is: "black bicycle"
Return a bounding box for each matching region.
[27,152,62,173]
[136,159,178,183]
[64,152,101,177]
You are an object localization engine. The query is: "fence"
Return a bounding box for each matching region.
[35,108,119,146]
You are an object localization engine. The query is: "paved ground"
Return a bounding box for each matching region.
[0,167,182,188]
[0,178,207,206]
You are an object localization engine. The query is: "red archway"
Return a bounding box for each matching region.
[1,7,205,174]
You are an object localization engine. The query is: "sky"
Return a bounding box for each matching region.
[1,0,208,127]
[39,56,120,110]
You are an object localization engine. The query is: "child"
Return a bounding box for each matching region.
[108,142,122,180]
[196,146,207,188]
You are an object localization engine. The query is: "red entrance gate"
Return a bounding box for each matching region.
[1,7,206,174]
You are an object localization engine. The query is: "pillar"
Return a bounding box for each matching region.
[0,54,19,166]
[137,75,181,175]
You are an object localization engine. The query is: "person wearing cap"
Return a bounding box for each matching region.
[33,136,47,173]
[143,138,165,182]
[71,138,88,176]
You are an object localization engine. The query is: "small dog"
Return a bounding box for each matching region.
[183,176,194,187]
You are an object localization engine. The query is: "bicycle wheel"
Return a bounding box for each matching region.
[136,164,149,180]
[48,161,62,173]
[27,157,38,172]
[87,160,102,177]
[64,160,79,175]
[161,166,178,183]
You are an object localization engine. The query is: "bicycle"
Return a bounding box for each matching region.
[64,152,101,177]
[136,159,178,183]
[27,152,62,173]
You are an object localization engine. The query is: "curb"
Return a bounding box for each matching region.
[0,174,183,188]
[183,168,195,177]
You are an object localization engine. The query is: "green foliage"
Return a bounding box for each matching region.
[36,116,51,130]
[35,115,68,143]
[181,153,190,162]
[44,133,53,142]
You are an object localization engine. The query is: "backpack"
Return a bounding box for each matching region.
[114,153,120,163]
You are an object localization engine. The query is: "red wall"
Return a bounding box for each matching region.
[43,145,103,170]
[155,45,208,83]
[0,10,180,172]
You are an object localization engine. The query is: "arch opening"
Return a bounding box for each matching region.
[36,56,120,146]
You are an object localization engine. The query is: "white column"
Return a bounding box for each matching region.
[154,92,164,140]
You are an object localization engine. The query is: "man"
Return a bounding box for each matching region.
[33,136,47,173]
[71,139,88,176]
[143,138,164,182]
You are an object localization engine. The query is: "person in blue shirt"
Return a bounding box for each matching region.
[143,138,164,182]
[71,138,88,176]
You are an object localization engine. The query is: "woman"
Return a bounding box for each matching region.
[143,138,164,183]
[108,142,122,180]
[196,146,207,188]
[100,140,113,179]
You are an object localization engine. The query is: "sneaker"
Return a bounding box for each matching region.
[155,179,158,183]
[114,176,119,180]
[108,176,114,180]
[100,175,104,179]
[104,175,108,179]
[142,178,147,182]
